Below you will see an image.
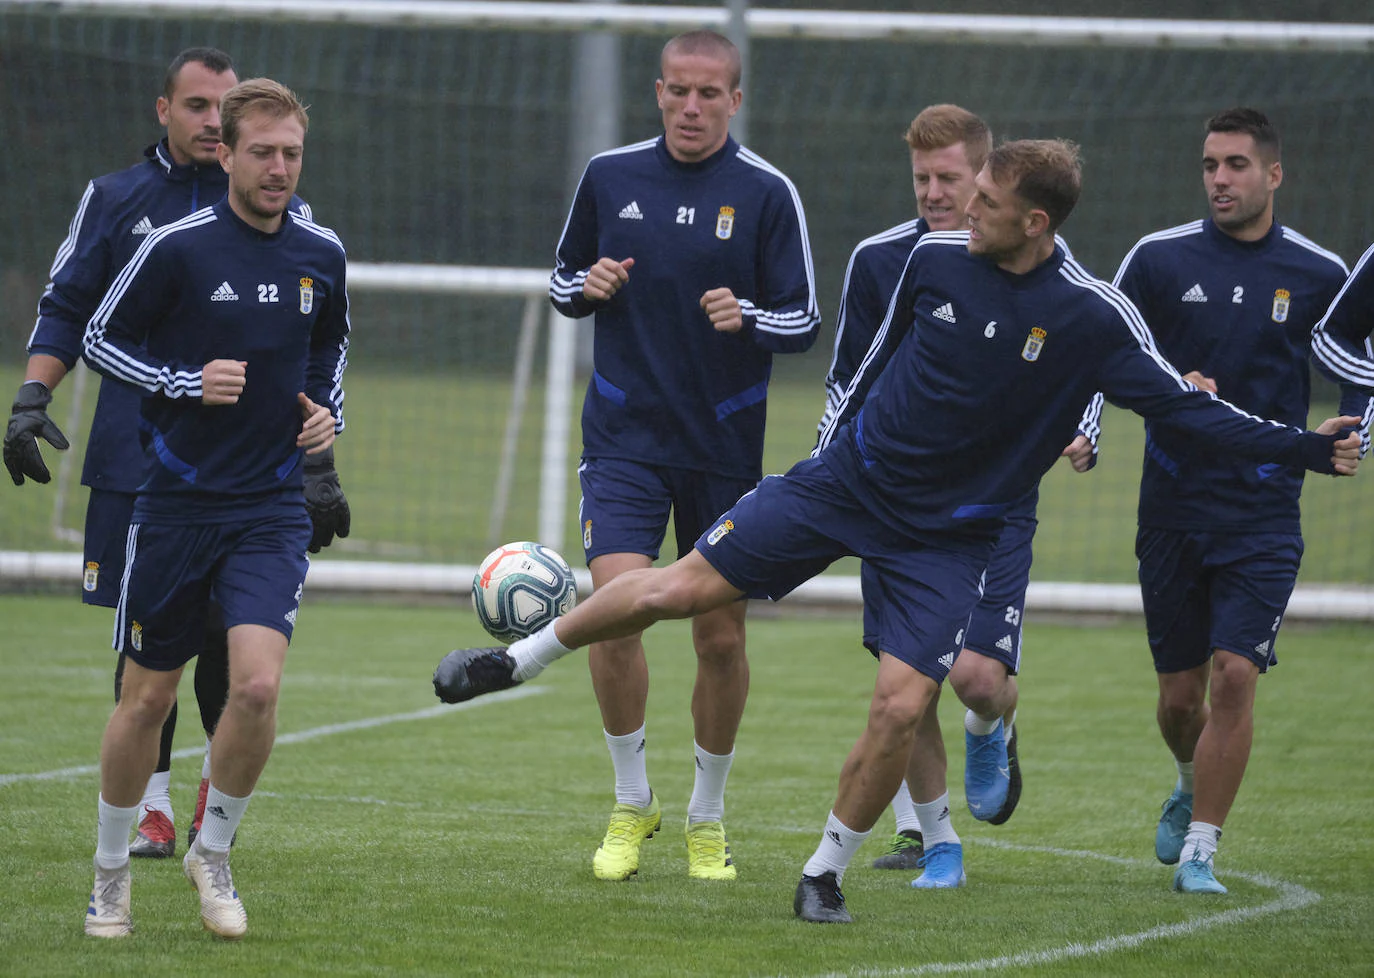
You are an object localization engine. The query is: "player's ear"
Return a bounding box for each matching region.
[156,95,171,128]
[1024,207,1051,239]
[216,139,232,174]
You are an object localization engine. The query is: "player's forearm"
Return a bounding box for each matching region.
[22,353,69,391]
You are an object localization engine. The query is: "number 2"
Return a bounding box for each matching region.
[1232,286,1244,304]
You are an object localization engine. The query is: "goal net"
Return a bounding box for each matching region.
[1,1,1370,615]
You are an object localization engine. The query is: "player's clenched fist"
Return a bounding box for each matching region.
[202,359,247,405]
[583,256,636,302]
[700,287,743,333]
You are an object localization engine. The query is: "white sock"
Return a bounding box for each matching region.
[1004,708,1017,741]
[139,769,173,821]
[196,784,250,853]
[687,742,734,824]
[1179,820,1221,864]
[1175,759,1195,796]
[510,621,575,682]
[95,796,139,869]
[914,791,960,848]
[201,737,213,780]
[802,811,870,885]
[890,780,921,834]
[965,708,1001,737]
[605,726,651,808]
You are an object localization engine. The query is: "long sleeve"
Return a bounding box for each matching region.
[82,229,201,399]
[548,165,600,320]
[738,176,820,354]
[307,265,351,434]
[29,182,111,368]
[1312,242,1374,392]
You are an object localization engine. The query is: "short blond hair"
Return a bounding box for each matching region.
[904,104,992,171]
[986,138,1082,231]
[662,30,742,90]
[220,77,309,149]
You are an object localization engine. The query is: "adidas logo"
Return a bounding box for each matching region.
[210,281,239,302]
[1255,639,1271,655]
[1181,284,1208,302]
[931,302,957,323]
[937,651,955,670]
[206,805,228,821]
[618,201,644,220]
[130,216,155,236]
[938,806,949,821]
[826,830,842,845]
[995,634,1014,653]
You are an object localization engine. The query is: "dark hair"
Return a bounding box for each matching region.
[986,139,1082,231]
[1205,107,1281,162]
[662,30,742,90]
[163,47,235,99]
[905,104,993,172]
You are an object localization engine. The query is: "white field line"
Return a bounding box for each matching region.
[782,838,1321,978]
[0,685,547,788]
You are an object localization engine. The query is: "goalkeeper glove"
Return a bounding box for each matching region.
[303,444,351,553]
[5,381,70,486]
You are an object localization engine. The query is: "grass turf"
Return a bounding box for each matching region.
[1,594,1371,976]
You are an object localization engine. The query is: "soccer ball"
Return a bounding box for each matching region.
[472,541,577,644]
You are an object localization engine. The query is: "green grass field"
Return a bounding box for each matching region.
[2,361,1372,586]
[2,594,1371,976]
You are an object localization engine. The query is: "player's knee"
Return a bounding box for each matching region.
[118,684,178,728]
[228,672,282,718]
[691,617,746,666]
[949,658,1007,714]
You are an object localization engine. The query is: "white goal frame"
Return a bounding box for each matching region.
[4,0,1371,618]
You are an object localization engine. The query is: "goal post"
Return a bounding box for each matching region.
[1,0,1371,617]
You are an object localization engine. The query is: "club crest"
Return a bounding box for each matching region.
[130,621,143,652]
[706,519,734,545]
[1271,288,1290,323]
[715,206,735,241]
[1021,326,1047,362]
[83,561,99,593]
[299,276,314,314]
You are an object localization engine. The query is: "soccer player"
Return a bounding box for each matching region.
[816,104,1100,888]
[1312,241,1374,392]
[1113,107,1372,895]
[79,78,350,939]
[545,29,819,882]
[436,138,1362,923]
[3,48,349,860]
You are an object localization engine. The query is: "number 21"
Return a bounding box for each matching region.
[676,206,695,225]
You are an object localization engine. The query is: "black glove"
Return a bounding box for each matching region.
[303,444,350,553]
[5,381,70,486]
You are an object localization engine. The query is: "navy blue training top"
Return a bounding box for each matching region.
[1114,219,1368,534]
[28,140,311,494]
[550,135,820,481]
[82,198,349,524]
[1312,240,1374,394]
[816,232,1343,553]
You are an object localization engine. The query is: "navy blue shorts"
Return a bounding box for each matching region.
[695,456,992,683]
[578,457,757,564]
[114,513,313,671]
[1136,527,1302,674]
[963,510,1036,673]
[861,510,1033,674]
[82,489,136,608]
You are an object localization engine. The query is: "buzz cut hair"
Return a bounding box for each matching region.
[987,138,1082,232]
[662,30,742,91]
[1205,106,1281,163]
[219,78,310,149]
[904,104,993,172]
[163,46,235,99]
